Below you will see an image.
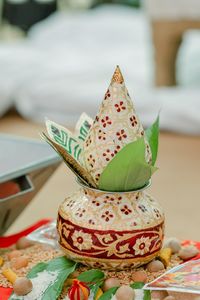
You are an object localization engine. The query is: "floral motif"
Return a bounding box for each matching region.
[101,210,114,222]
[120,204,132,215]
[75,207,86,218]
[115,101,126,112]
[116,129,127,141]
[154,208,161,218]
[101,116,112,128]
[133,237,152,256]
[66,199,75,208]
[102,146,121,162]
[102,149,114,162]
[72,231,93,251]
[95,173,101,182]
[138,204,148,213]
[104,89,111,100]
[87,154,95,168]
[98,129,106,141]
[103,195,115,204]
[88,219,95,225]
[130,115,138,127]
[85,135,92,147]
[92,199,101,207]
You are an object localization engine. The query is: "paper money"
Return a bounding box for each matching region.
[75,112,93,143]
[42,133,97,188]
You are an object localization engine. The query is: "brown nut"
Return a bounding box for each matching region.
[164,238,181,254]
[16,237,34,250]
[115,285,135,300]
[7,250,22,261]
[151,290,168,300]
[131,270,147,283]
[103,277,120,292]
[178,246,199,260]
[147,260,165,273]
[11,256,29,270]
[13,277,33,296]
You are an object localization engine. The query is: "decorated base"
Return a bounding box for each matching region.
[57,181,164,270]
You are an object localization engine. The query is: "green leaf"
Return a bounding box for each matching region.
[98,287,118,300]
[130,282,151,300]
[99,138,156,192]
[78,269,105,299]
[78,269,105,283]
[130,282,145,289]
[9,257,77,300]
[143,290,151,300]
[145,116,159,166]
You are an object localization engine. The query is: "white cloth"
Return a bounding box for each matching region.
[144,0,200,20]
[0,6,199,134]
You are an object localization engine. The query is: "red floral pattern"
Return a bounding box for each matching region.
[98,129,106,140]
[116,129,127,141]
[104,89,111,100]
[115,101,126,112]
[101,210,114,222]
[120,205,132,215]
[87,154,95,168]
[57,214,164,260]
[130,115,138,127]
[101,116,112,128]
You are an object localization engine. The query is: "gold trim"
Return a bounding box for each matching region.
[111,66,124,84]
[59,244,160,269]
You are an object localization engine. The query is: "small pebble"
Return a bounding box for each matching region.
[13,277,33,296]
[178,246,199,260]
[16,237,34,250]
[103,277,120,292]
[7,250,21,261]
[151,290,168,300]
[115,285,135,300]
[11,256,29,270]
[131,270,147,283]
[147,260,165,272]
[164,238,181,254]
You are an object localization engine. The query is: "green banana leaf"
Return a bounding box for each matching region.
[99,137,157,192]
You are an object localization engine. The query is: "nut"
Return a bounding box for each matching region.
[103,277,120,292]
[178,246,199,260]
[131,270,147,283]
[164,238,181,254]
[151,290,168,300]
[16,237,34,250]
[147,260,165,273]
[13,277,33,296]
[11,256,29,270]
[115,285,135,300]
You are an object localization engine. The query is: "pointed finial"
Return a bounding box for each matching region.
[111,65,124,84]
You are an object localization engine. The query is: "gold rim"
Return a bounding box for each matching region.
[76,178,151,194]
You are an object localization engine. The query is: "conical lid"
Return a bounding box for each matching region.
[82,66,152,184]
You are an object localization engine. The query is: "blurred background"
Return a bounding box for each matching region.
[0,0,200,239]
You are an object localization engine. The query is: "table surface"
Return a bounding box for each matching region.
[1,111,200,240]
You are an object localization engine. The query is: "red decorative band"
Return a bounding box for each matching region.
[57,214,164,260]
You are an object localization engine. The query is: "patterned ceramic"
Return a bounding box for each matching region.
[81,66,152,185]
[57,180,165,270]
